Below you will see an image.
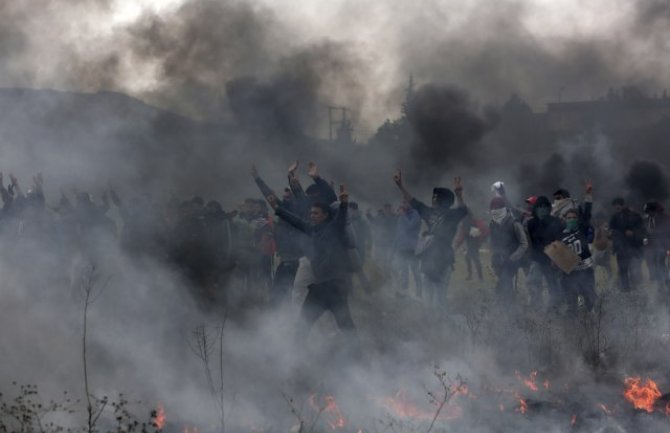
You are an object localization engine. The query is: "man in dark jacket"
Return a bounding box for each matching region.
[489,196,528,304]
[393,169,468,311]
[267,185,357,337]
[527,196,565,311]
[609,198,644,292]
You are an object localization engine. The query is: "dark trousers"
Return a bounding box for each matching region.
[492,259,517,303]
[271,260,299,305]
[616,250,641,292]
[562,268,597,313]
[528,261,563,310]
[300,279,356,333]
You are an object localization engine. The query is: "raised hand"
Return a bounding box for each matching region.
[266,194,278,210]
[454,176,463,194]
[585,179,593,195]
[288,160,299,174]
[393,168,402,187]
[307,161,318,179]
[339,184,349,203]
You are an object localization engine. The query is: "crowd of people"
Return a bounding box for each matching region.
[1,162,669,340]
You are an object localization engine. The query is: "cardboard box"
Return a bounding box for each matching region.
[544,241,580,274]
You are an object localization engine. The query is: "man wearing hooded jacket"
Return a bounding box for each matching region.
[393,169,468,311]
[527,196,565,311]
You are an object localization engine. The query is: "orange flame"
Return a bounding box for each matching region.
[155,404,166,430]
[309,394,346,430]
[514,393,528,414]
[383,391,434,420]
[665,402,670,416]
[623,377,662,413]
[382,389,466,421]
[515,371,538,392]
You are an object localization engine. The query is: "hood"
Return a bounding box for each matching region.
[532,196,552,217]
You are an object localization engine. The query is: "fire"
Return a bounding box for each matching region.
[383,391,434,420]
[382,388,466,422]
[516,371,539,392]
[154,404,166,430]
[666,402,670,416]
[514,394,528,414]
[309,394,346,430]
[623,377,662,413]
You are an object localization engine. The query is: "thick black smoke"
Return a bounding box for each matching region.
[625,160,669,205]
[405,84,496,182]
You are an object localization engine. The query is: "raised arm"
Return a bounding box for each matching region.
[454,176,465,208]
[267,195,311,234]
[251,164,277,201]
[287,161,309,214]
[332,184,349,228]
[393,168,413,203]
[9,173,22,198]
[581,179,593,225]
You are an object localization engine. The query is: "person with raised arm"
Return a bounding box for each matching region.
[559,180,597,314]
[266,184,358,338]
[250,164,305,304]
[393,169,468,313]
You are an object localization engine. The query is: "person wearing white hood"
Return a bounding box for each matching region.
[489,197,529,304]
[552,188,580,221]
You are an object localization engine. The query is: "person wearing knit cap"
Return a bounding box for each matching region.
[489,196,528,305]
[393,169,468,312]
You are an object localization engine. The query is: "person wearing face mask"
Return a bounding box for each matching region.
[551,189,579,220]
[393,169,468,312]
[559,181,596,314]
[527,195,565,311]
[489,197,528,304]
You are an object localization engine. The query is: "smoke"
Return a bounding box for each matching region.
[2,1,670,432]
[405,84,496,182]
[625,160,669,205]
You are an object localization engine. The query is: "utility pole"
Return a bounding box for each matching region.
[327,106,348,143]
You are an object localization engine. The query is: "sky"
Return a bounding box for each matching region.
[1,0,669,142]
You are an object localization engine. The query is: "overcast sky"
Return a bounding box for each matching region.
[2,0,668,138]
